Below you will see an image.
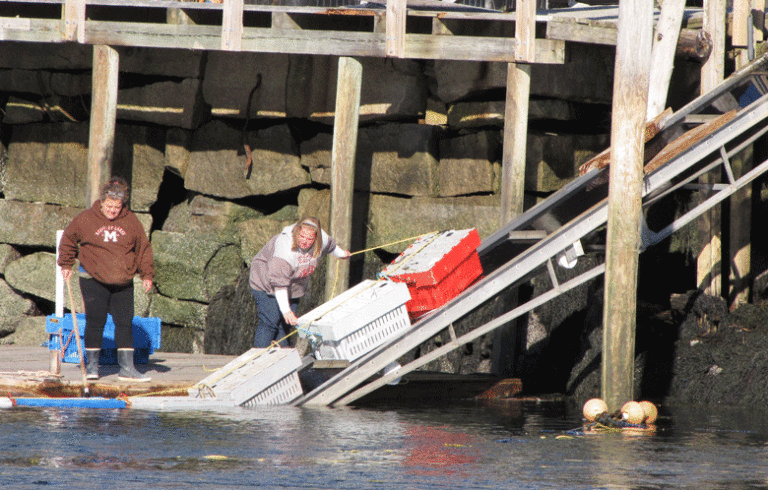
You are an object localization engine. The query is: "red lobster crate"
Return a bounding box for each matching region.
[381,229,483,319]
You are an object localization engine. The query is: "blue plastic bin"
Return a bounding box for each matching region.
[45,314,161,365]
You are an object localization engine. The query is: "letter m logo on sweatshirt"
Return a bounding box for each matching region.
[103,230,119,242]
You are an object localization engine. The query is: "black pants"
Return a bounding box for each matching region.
[79,277,134,350]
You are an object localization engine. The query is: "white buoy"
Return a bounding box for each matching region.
[583,398,608,422]
[639,400,658,424]
[621,401,646,424]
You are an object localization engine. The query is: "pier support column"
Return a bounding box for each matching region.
[728,21,758,307]
[325,57,362,301]
[601,0,652,411]
[493,0,535,377]
[86,45,119,205]
[697,0,726,297]
[493,61,531,377]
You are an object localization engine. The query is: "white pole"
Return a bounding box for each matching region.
[55,230,64,318]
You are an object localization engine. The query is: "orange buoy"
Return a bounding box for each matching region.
[583,398,608,422]
[621,401,646,424]
[639,400,658,424]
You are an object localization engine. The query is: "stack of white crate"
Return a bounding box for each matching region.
[296,279,412,361]
[188,347,304,406]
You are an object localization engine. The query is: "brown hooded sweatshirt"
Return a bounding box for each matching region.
[58,200,154,286]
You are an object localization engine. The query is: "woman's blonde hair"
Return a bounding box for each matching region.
[100,176,130,204]
[291,216,323,257]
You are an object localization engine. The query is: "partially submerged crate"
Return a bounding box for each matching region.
[296,279,412,361]
[381,229,483,319]
[189,347,303,406]
[45,313,161,365]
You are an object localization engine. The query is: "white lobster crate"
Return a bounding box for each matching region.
[189,347,303,406]
[297,280,412,361]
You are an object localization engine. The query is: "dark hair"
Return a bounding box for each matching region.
[99,177,129,204]
[291,216,323,258]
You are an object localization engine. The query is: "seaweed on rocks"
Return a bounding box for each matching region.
[667,293,768,406]
[204,267,259,356]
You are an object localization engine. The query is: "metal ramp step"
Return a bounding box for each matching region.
[294,53,768,408]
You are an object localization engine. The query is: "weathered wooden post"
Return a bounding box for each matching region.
[646,0,685,120]
[728,0,759,307]
[601,0,652,411]
[325,57,362,301]
[493,0,535,376]
[697,0,726,297]
[221,0,244,51]
[86,45,119,205]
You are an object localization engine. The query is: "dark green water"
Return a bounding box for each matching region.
[1,400,767,489]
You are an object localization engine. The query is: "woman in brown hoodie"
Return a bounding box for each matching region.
[58,177,154,382]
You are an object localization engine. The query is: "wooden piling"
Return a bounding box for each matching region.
[601,0,652,411]
[326,57,362,301]
[729,44,755,307]
[697,0,727,297]
[493,0,535,376]
[86,45,119,205]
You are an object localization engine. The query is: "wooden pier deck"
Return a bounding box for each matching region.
[0,345,521,404]
[0,345,237,398]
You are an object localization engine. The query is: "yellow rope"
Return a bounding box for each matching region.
[328,230,440,298]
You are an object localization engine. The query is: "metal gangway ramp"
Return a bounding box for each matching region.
[295,53,768,407]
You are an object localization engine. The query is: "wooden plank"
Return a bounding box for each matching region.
[86,45,119,206]
[0,16,565,62]
[167,5,195,26]
[325,57,362,300]
[701,0,726,92]
[577,107,673,176]
[432,17,452,35]
[385,0,406,57]
[643,109,738,174]
[647,0,685,120]
[221,0,244,51]
[514,0,536,63]
[76,21,565,62]
[601,0,652,412]
[732,0,749,47]
[272,12,301,30]
[754,0,765,42]
[546,19,618,45]
[62,0,85,43]
[404,35,563,63]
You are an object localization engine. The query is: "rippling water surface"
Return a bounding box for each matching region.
[2,400,768,489]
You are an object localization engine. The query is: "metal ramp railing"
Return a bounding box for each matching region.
[294,53,768,407]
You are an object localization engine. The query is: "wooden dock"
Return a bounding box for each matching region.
[0,345,521,404]
[0,345,237,398]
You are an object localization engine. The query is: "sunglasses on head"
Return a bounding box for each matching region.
[106,190,125,200]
